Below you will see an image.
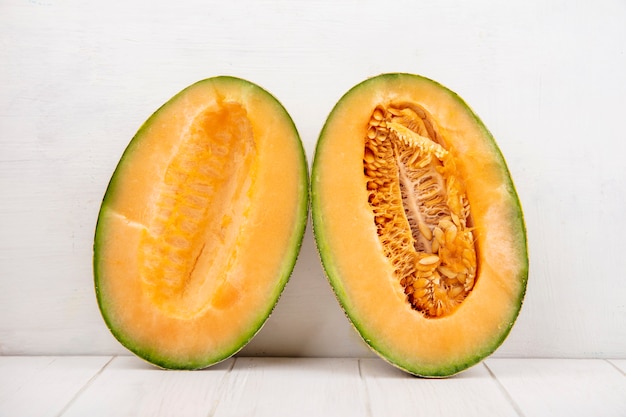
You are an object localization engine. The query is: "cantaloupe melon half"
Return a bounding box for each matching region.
[311,73,528,377]
[94,76,308,369]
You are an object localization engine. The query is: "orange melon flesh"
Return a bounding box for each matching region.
[94,77,308,369]
[311,73,528,377]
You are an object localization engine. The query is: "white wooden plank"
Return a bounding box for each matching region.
[60,355,234,417]
[486,358,626,417]
[0,356,111,417]
[609,359,626,375]
[213,357,368,417]
[359,358,519,417]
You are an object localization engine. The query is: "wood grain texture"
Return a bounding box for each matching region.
[0,356,626,417]
[0,0,625,358]
[212,358,369,417]
[485,358,626,417]
[0,356,111,417]
[360,359,520,417]
[61,356,234,417]
[0,357,623,416]
[610,359,626,375]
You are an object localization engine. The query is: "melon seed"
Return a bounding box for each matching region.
[362,102,478,318]
[419,255,440,265]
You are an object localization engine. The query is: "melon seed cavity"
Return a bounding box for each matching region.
[139,103,256,318]
[363,103,477,318]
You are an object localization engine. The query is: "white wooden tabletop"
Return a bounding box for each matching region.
[1,356,624,416]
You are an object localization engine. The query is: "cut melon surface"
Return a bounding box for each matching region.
[311,73,528,377]
[94,76,308,369]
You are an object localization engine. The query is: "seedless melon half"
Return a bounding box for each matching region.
[312,73,528,377]
[94,77,308,369]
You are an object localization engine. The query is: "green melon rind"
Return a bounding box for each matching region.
[94,76,309,370]
[311,73,528,377]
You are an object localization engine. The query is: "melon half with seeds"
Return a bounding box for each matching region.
[94,77,308,369]
[311,73,528,377]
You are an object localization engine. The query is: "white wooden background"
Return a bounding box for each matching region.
[1,0,625,359]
